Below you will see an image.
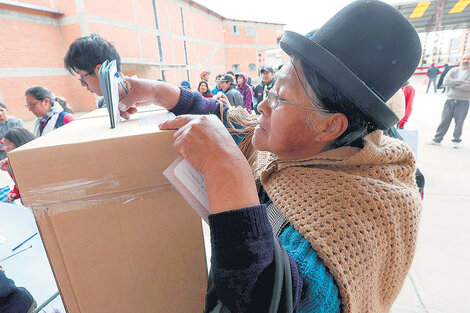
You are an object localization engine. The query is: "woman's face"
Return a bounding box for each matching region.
[25,95,51,117]
[3,138,15,153]
[253,61,327,160]
[237,75,245,86]
[0,108,7,121]
[199,83,208,94]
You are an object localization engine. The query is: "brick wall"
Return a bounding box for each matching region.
[0,0,283,120]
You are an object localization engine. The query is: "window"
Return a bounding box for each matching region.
[247,26,255,37]
[232,64,241,72]
[249,63,256,71]
[231,25,239,36]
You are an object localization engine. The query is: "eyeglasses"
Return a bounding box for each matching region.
[25,101,41,109]
[267,88,332,114]
[79,71,93,83]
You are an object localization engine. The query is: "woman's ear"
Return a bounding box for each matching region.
[43,97,51,107]
[315,113,348,143]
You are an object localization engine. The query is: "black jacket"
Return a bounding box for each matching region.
[252,78,276,113]
[426,66,440,79]
[0,271,36,313]
[225,84,244,108]
[437,65,454,89]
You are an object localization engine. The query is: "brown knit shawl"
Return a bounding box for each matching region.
[226,108,422,312]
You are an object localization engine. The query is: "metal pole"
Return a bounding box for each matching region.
[34,291,60,313]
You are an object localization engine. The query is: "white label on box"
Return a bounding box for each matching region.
[173,159,210,210]
[139,112,175,127]
[163,156,211,223]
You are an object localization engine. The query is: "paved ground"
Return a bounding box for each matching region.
[202,77,470,313]
[2,78,470,312]
[390,77,470,313]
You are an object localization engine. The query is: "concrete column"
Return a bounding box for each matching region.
[74,0,88,35]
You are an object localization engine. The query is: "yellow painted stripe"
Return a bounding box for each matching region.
[449,0,470,13]
[410,1,431,18]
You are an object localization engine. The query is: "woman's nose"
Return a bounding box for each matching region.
[257,97,270,115]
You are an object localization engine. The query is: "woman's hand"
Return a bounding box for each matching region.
[160,115,238,173]
[0,158,10,171]
[6,192,16,203]
[160,115,259,213]
[118,77,181,119]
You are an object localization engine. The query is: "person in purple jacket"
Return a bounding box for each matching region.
[235,73,254,114]
[117,1,423,312]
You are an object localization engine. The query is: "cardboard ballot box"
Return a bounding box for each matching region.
[77,105,166,120]
[8,110,207,313]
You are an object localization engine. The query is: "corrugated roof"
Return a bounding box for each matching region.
[393,0,470,32]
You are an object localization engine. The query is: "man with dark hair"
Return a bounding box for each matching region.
[252,67,275,114]
[426,63,440,93]
[64,33,121,102]
[437,63,454,93]
[217,74,243,107]
[225,71,235,81]
[211,74,224,95]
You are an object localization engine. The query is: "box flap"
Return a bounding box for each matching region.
[9,111,177,207]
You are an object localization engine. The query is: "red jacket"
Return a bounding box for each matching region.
[9,170,20,201]
[398,85,415,128]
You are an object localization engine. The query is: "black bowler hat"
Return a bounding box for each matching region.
[280,0,421,130]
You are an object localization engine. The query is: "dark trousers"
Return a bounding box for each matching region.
[433,99,470,143]
[426,77,437,93]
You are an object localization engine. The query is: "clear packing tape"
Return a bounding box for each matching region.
[21,172,175,215]
[14,161,209,313]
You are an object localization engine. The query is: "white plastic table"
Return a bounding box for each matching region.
[0,203,65,312]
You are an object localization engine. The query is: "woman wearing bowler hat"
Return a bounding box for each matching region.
[118,1,423,312]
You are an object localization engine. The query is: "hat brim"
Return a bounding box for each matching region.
[280,31,398,130]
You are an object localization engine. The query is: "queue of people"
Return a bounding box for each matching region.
[0,0,434,311]
[179,65,277,115]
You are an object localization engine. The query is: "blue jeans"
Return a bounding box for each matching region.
[426,77,437,93]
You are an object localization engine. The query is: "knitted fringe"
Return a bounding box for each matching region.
[219,103,259,168]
